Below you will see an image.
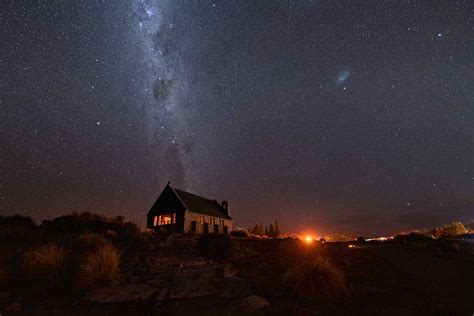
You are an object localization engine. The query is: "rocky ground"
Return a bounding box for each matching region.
[2,235,474,315]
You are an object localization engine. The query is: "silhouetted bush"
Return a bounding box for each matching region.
[197,234,235,260]
[356,236,366,243]
[230,228,251,238]
[116,221,142,243]
[0,215,39,243]
[284,256,350,300]
[393,232,431,243]
[41,212,141,242]
[78,244,121,288]
[433,221,468,238]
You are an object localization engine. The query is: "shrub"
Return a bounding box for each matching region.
[433,221,468,238]
[0,215,38,243]
[230,228,251,238]
[284,256,350,300]
[117,221,142,242]
[393,232,431,243]
[78,244,121,288]
[41,212,127,239]
[356,236,366,243]
[22,244,68,283]
[197,234,235,260]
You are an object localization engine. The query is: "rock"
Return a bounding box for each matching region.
[84,283,157,303]
[240,295,270,310]
[5,302,23,312]
[215,265,238,278]
[165,276,252,300]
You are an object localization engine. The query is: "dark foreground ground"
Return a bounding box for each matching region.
[1,235,474,315]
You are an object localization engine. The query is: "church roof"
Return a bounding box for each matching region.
[171,186,231,220]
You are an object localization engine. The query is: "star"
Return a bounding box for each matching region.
[337,71,350,85]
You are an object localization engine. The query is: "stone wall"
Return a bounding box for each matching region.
[184,210,232,234]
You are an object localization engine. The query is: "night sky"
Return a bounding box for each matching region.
[1,1,473,236]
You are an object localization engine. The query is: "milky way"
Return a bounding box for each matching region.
[1,1,473,236]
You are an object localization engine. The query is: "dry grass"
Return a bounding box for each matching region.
[73,232,110,253]
[22,244,68,281]
[285,256,350,300]
[78,244,121,288]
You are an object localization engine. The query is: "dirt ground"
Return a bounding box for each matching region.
[1,236,473,315]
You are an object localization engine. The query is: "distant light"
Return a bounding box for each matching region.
[304,235,314,244]
[348,244,356,248]
[437,33,442,38]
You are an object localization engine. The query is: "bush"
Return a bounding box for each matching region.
[197,234,235,260]
[0,215,38,243]
[284,256,350,300]
[78,244,121,288]
[433,221,468,238]
[41,212,131,239]
[356,236,366,243]
[393,232,431,243]
[230,228,251,238]
[116,221,142,242]
[22,244,69,284]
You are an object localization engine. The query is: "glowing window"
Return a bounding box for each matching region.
[153,216,158,226]
[158,214,173,225]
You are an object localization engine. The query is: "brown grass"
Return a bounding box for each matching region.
[22,244,68,281]
[73,232,110,253]
[284,256,350,300]
[78,244,121,288]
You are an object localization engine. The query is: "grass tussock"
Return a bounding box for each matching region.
[22,244,68,282]
[78,244,121,288]
[285,256,350,300]
[72,233,110,253]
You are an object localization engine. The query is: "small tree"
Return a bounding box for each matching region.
[268,224,275,238]
[251,224,264,236]
[274,220,281,237]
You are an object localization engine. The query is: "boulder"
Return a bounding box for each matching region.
[84,283,157,303]
[5,302,23,312]
[240,295,270,310]
[165,276,252,300]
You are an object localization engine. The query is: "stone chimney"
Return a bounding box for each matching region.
[221,200,229,216]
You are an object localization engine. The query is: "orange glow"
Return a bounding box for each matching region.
[304,235,314,244]
[348,244,356,248]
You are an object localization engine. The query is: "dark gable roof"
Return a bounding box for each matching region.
[172,187,231,220]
